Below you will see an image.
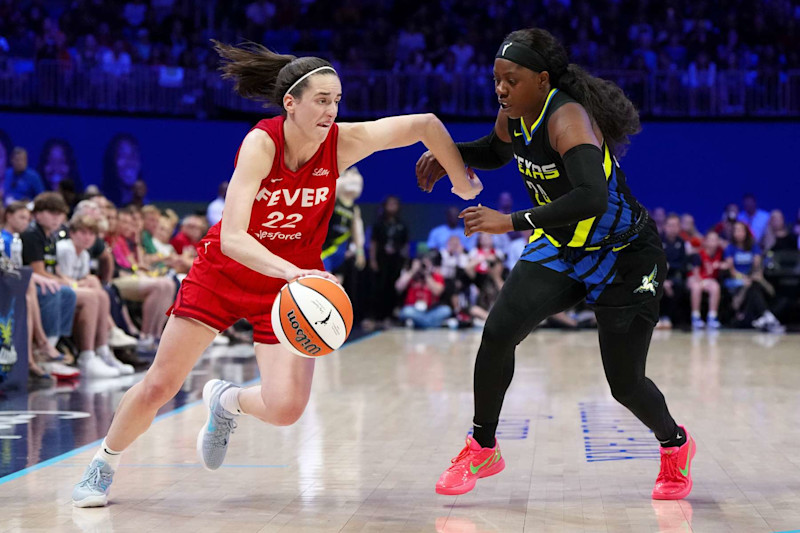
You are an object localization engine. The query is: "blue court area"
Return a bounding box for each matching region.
[0,330,377,482]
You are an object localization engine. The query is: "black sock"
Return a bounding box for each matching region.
[659,425,685,448]
[472,421,498,449]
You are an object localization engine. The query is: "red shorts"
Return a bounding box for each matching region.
[169,240,323,344]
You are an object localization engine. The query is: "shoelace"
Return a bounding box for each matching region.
[448,442,474,470]
[79,464,112,490]
[209,412,238,446]
[656,451,681,483]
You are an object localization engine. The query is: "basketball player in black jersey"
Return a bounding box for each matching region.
[417,28,694,500]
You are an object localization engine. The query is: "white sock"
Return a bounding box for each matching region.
[691,311,700,319]
[94,438,122,470]
[220,387,242,416]
[708,310,718,319]
[78,350,96,362]
[96,345,111,358]
[47,336,58,346]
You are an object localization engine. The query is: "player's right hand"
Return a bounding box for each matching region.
[415,150,448,192]
[289,268,340,285]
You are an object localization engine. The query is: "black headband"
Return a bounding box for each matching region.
[495,41,550,73]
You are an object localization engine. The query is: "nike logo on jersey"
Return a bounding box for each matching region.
[513,131,523,137]
[312,168,330,177]
[270,178,283,183]
[255,186,330,207]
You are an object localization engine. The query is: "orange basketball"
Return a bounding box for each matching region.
[271,275,353,357]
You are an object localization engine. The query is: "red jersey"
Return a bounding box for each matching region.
[171,116,340,343]
[199,116,339,283]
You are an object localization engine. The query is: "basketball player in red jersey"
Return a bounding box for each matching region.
[72,41,482,508]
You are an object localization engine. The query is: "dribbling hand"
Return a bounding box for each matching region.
[288,268,340,285]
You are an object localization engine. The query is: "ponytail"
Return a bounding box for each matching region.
[212,40,336,109]
[555,63,641,156]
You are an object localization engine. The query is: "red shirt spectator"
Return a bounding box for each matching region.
[403,270,445,308]
[695,248,724,280]
[169,231,192,254]
[169,214,205,254]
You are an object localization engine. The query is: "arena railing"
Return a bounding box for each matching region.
[2,59,798,118]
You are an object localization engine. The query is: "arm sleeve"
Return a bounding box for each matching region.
[455,130,514,170]
[510,144,608,230]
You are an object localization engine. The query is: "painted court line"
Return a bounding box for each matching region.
[0,331,382,486]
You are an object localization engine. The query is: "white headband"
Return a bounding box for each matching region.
[283,66,338,102]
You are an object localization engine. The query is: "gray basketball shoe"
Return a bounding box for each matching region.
[197,379,240,470]
[72,459,114,507]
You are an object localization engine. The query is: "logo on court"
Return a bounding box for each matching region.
[634,265,659,296]
[0,411,91,439]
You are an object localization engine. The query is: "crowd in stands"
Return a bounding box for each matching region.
[350,192,800,336]
[2,0,797,82]
[1,155,215,388]
[2,138,800,392]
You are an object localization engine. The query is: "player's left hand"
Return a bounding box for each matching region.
[415,150,447,192]
[459,204,513,237]
[451,168,483,201]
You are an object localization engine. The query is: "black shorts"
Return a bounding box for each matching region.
[519,221,667,330]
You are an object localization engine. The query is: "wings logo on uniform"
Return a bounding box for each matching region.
[634,265,659,296]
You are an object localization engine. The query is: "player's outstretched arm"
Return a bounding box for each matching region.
[220,129,337,282]
[337,114,482,201]
[416,109,512,193]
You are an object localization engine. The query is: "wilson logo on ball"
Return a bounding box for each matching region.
[285,309,322,356]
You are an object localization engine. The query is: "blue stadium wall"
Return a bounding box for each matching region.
[2,111,797,232]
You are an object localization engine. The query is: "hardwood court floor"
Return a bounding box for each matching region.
[1,329,799,532]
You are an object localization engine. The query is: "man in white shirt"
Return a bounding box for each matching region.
[56,214,133,377]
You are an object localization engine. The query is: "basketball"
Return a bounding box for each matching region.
[271,275,354,357]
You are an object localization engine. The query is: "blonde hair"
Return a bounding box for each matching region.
[69,214,101,234]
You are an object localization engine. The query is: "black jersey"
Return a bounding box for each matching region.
[508,89,643,249]
[322,198,354,253]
